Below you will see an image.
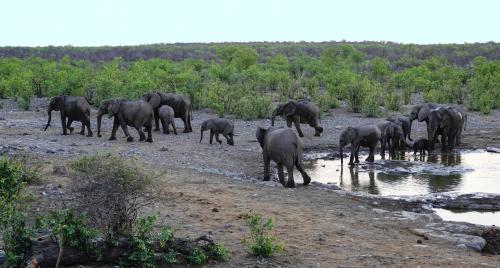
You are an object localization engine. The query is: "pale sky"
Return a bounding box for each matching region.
[1,0,498,46]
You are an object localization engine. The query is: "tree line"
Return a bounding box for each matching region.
[0,43,499,117]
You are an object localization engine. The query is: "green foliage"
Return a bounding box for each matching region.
[0,158,33,267]
[163,250,178,264]
[243,212,283,258]
[36,210,99,256]
[187,247,208,265]
[0,44,499,118]
[208,242,230,262]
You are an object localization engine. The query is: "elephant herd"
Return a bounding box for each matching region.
[43,95,466,188]
[340,102,467,166]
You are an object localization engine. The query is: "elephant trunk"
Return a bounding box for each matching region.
[44,108,52,131]
[271,108,278,126]
[339,143,344,166]
[200,129,204,143]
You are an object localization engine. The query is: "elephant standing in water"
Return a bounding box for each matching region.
[428,107,464,151]
[44,95,93,137]
[376,121,410,158]
[97,99,154,142]
[200,118,234,145]
[339,125,381,166]
[271,100,323,137]
[142,92,193,133]
[386,116,412,141]
[256,126,311,188]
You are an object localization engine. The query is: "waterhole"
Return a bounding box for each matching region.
[304,150,500,226]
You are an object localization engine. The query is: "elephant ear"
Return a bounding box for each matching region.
[418,105,431,122]
[282,102,296,117]
[108,100,121,115]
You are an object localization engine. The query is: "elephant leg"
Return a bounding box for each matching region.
[171,120,177,135]
[161,118,168,134]
[293,118,304,137]
[354,144,361,163]
[286,118,293,128]
[215,133,222,144]
[366,145,375,162]
[380,139,386,159]
[285,165,295,188]
[85,116,93,137]
[263,155,271,181]
[119,121,133,142]
[109,118,119,141]
[145,123,153,142]
[66,119,75,134]
[154,108,160,131]
[182,114,189,133]
[60,113,68,135]
[222,133,233,145]
[209,130,214,144]
[295,162,311,186]
[136,126,146,142]
[441,134,448,151]
[277,164,285,186]
[79,122,85,135]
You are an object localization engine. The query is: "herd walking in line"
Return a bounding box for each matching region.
[43,93,467,188]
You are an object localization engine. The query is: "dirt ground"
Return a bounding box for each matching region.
[1,101,500,267]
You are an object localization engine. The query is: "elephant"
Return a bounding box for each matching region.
[44,95,93,137]
[142,92,193,133]
[200,118,234,145]
[158,105,177,135]
[427,107,464,151]
[376,121,410,157]
[412,138,430,155]
[256,126,311,188]
[386,116,412,141]
[97,99,154,142]
[271,100,323,137]
[339,125,381,166]
[408,103,467,144]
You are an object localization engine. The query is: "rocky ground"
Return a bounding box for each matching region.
[1,98,500,267]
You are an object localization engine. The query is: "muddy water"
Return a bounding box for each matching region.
[304,150,500,226]
[304,150,500,196]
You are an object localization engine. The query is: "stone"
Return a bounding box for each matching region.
[486,147,500,153]
[372,208,389,214]
[0,250,5,265]
[53,165,67,175]
[160,146,169,152]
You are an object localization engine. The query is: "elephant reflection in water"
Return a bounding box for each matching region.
[339,166,379,195]
[427,151,463,192]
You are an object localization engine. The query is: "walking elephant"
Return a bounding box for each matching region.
[271,100,323,137]
[44,95,93,137]
[256,126,311,188]
[339,125,381,166]
[97,99,153,142]
[142,92,193,133]
[428,107,464,151]
[200,118,234,145]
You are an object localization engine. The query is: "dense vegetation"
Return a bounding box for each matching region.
[1,42,499,117]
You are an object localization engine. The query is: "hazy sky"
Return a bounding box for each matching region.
[1,0,498,46]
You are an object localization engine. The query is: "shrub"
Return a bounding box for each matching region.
[187,247,208,265]
[230,94,272,120]
[242,212,283,258]
[208,243,230,261]
[70,154,153,240]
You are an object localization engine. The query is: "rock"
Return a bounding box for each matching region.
[0,145,10,155]
[212,208,219,212]
[412,228,486,251]
[372,208,389,214]
[53,165,67,175]
[50,138,58,142]
[46,149,56,154]
[70,143,78,146]
[486,147,500,153]
[159,146,169,152]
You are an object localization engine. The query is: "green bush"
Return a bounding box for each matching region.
[242,212,283,258]
[208,242,230,262]
[231,94,272,120]
[187,247,208,265]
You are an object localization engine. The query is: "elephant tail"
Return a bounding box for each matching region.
[464,113,467,131]
[189,104,193,121]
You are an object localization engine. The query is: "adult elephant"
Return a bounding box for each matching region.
[97,99,153,142]
[428,107,464,151]
[44,95,93,137]
[376,121,410,157]
[256,126,311,188]
[339,125,381,166]
[271,100,323,137]
[142,92,193,133]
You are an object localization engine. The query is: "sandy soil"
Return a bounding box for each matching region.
[1,101,499,267]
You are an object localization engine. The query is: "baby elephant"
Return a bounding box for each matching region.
[256,126,311,188]
[159,105,177,135]
[200,118,234,145]
[413,138,430,155]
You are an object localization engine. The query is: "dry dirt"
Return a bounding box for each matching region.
[1,101,500,267]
